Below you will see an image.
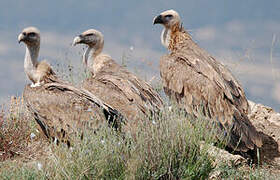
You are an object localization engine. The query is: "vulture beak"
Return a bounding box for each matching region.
[153,15,164,25]
[72,35,83,46]
[18,33,26,44]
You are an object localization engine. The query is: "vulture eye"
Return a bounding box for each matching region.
[85,33,94,37]
[165,14,173,21]
[29,32,36,37]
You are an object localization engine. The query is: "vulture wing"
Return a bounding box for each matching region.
[82,77,141,121]
[160,36,262,151]
[23,81,122,144]
[90,57,163,116]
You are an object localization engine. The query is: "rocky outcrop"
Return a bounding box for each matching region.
[248,101,280,164]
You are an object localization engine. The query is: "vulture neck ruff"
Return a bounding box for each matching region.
[161,23,183,51]
[24,44,39,83]
[163,24,192,52]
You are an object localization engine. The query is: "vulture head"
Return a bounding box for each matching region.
[18,27,40,46]
[153,9,181,29]
[73,29,104,66]
[153,10,181,49]
[73,29,104,48]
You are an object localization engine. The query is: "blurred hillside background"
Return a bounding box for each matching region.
[0,0,279,110]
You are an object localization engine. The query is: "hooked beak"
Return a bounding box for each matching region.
[18,33,26,44]
[153,15,164,25]
[72,35,83,46]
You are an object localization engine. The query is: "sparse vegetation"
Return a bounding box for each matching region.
[0,98,277,179]
[0,96,39,162]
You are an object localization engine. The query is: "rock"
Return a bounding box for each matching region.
[201,142,246,180]
[200,142,246,167]
[248,100,280,164]
[248,100,280,127]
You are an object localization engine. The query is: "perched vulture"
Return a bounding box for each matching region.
[72,29,163,131]
[153,10,262,152]
[18,27,122,145]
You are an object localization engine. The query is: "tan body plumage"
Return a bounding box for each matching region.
[30,60,56,84]
[73,29,163,132]
[154,10,262,152]
[19,27,122,144]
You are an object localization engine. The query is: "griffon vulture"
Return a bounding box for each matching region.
[72,29,163,130]
[18,27,122,145]
[153,10,262,152]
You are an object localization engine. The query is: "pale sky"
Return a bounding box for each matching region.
[0,0,279,110]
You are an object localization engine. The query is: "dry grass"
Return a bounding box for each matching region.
[0,98,277,179]
[0,96,35,161]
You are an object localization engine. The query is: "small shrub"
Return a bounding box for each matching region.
[0,96,38,161]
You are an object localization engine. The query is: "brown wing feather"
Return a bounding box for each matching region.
[82,77,147,134]
[82,77,141,120]
[89,57,163,116]
[170,31,250,115]
[23,81,122,144]
[160,47,262,151]
[81,56,163,135]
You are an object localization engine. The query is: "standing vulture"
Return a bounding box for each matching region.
[72,29,163,132]
[18,27,122,145]
[153,10,262,152]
